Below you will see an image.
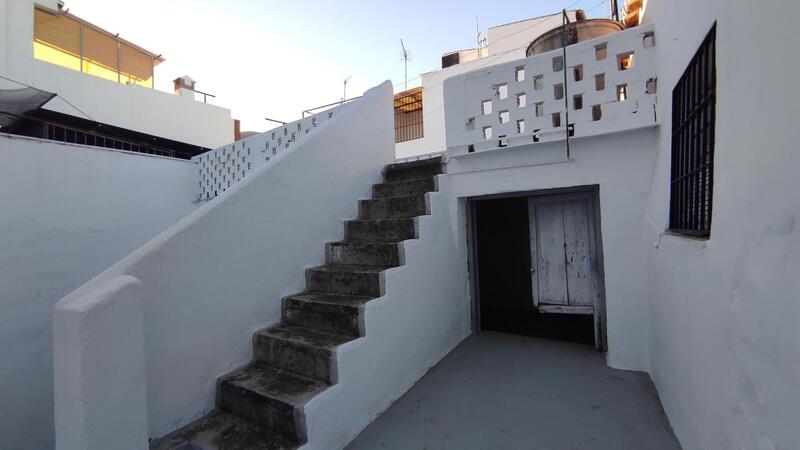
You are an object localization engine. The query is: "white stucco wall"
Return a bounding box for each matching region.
[0,133,198,450]
[446,128,658,371]
[303,174,472,449]
[53,82,395,447]
[640,2,800,450]
[0,0,234,148]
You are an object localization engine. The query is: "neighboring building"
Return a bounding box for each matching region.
[0,0,235,150]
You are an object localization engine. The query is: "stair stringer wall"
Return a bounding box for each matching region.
[52,81,396,447]
[299,174,472,449]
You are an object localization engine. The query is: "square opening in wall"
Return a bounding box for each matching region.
[515,66,525,82]
[595,73,605,91]
[517,93,527,108]
[516,119,525,134]
[499,110,510,124]
[482,100,493,115]
[552,113,561,127]
[617,52,634,70]
[643,32,656,48]
[552,56,564,72]
[554,83,564,100]
[617,84,628,101]
[483,126,493,140]
[573,94,583,110]
[497,84,508,99]
[573,65,584,82]
[595,43,608,60]
[592,104,602,121]
[535,102,544,117]
[534,74,545,90]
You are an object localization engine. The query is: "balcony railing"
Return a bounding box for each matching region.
[444,23,658,156]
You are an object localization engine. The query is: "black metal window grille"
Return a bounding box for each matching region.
[669,23,716,237]
[394,88,423,143]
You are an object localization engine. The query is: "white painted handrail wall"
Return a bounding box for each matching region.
[52,81,395,449]
[193,103,343,200]
[444,23,657,156]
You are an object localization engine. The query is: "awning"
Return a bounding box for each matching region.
[0,87,57,128]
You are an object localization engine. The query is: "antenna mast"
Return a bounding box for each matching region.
[342,75,352,104]
[400,39,408,91]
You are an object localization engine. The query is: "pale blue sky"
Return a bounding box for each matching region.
[63,0,611,131]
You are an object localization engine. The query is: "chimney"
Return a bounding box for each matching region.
[173,75,196,98]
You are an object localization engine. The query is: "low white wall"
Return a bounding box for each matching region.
[53,81,395,446]
[443,24,657,155]
[303,175,472,449]
[641,1,800,449]
[446,128,658,371]
[0,133,198,450]
[0,0,234,149]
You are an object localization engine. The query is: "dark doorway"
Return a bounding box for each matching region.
[474,196,595,345]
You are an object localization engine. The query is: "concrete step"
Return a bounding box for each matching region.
[345,218,416,243]
[253,324,355,383]
[217,363,328,443]
[149,409,300,450]
[326,241,401,267]
[383,158,443,182]
[283,293,372,337]
[372,178,435,199]
[305,264,386,297]
[359,194,427,219]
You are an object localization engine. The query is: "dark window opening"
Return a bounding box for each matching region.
[669,23,716,237]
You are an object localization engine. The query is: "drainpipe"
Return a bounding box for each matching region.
[561,9,571,159]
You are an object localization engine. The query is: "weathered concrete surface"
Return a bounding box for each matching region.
[347,332,682,450]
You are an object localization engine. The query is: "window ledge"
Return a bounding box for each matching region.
[664,229,710,241]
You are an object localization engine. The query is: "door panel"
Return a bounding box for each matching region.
[529,193,598,312]
[562,199,594,306]
[530,202,568,305]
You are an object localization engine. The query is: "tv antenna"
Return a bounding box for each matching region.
[400,39,409,91]
[342,75,352,104]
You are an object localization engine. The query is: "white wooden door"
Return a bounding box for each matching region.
[528,193,599,315]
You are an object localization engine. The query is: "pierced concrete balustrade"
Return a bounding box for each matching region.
[444,23,658,156]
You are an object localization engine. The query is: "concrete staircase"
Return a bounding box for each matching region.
[151,157,444,450]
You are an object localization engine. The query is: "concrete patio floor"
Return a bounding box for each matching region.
[346,332,681,450]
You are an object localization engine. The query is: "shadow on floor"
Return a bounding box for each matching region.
[346,332,680,450]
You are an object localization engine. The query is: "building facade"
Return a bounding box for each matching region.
[0,0,235,149]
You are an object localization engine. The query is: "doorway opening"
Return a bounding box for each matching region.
[470,187,606,349]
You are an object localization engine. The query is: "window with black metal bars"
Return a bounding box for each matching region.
[394,89,423,143]
[669,23,716,237]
